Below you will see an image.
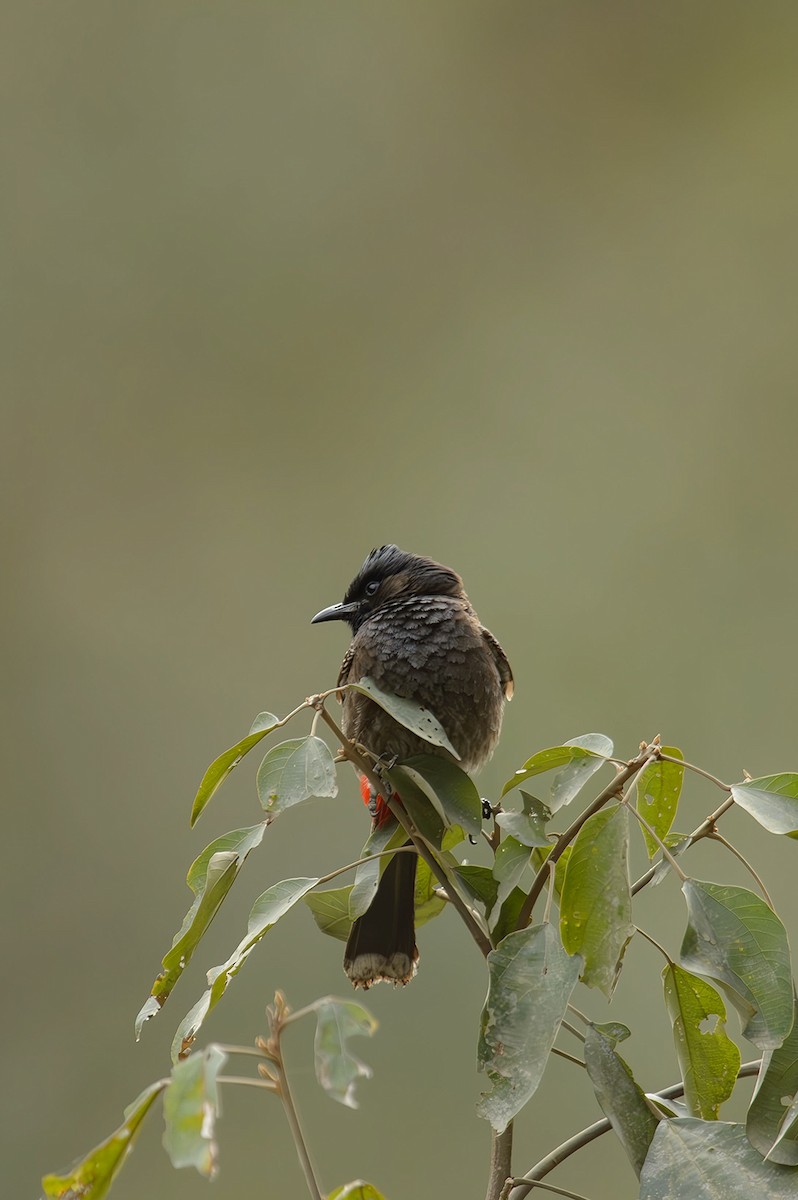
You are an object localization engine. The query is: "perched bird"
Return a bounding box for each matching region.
[312,545,513,988]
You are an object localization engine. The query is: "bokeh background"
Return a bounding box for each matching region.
[5,4,798,1198]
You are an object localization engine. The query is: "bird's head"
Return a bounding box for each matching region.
[311,545,465,632]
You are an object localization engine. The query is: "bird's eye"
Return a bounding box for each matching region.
[365,580,380,597]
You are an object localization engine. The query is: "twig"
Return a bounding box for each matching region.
[219,1043,272,1059]
[656,751,731,792]
[507,1180,592,1200]
[566,1004,590,1027]
[264,993,324,1200]
[514,747,656,932]
[551,1047,585,1069]
[315,844,418,888]
[507,1061,761,1198]
[486,1124,514,1200]
[560,1020,585,1045]
[277,1056,323,1200]
[315,701,493,957]
[634,925,673,964]
[631,795,735,896]
[217,1075,277,1090]
[626,802,688,882]
[706,831,775,908]
[542,857,557,925]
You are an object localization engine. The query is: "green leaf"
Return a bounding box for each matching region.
[385,764,447,846]
[163,1045,227,1177]
[560,804,634,998]
[257,736,338,813]
[650,832,692,887]
[454,864,499,914]
[305,886,354,942]
[584,1024,660,1175]
[413,827,461,927]
[191,712,280,826]
[731,774,798,838]
[640,1119,798,1199]
[399,754,481,837]
[662,964,741,1119]
[328,1184,388,1200]
[477,923,581,1133]
[172,878,318,1060]
[747,994,798,1164]
[501,733,612,811]
[496,791,551,847]
[492,835,530,913]
[135,823,267,1038]
[490,887,527,945]
[680,880,794,1050]
[347,677,460,758]
[42,1081,166,1200]
[309,997,378,1108]
[348,821,405,923]
[637,748,685,859]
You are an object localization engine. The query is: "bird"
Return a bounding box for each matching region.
[311,545,513,988]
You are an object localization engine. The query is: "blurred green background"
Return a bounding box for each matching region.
[5,3,798,1198]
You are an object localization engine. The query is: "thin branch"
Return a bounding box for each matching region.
[626,803,688,882]
[560,1019,586,1044]
[507,1061,761,1199]
[514,747,657,932]
[566,1004,591,1027]
[507,1180,593,1200]
[218,1043,270,1059]
[551,1046,585,1069]
[276,1059,323,1200]
[634,925,673,964]
[656,751,731,792]
[542,857,557,925]
[315,702,493,957]
[707,831,775,908]
[486,1124,514,1200]
[315,844,418,888]
[217,1074,277,1091]
[631,794,735,896]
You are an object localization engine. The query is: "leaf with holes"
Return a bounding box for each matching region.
[163,1045,227,1177]
[172,878,319,1060]
[637,748,684,858]
[496,791,552,847]
[477,923,581,1133]
[680,880,793,1050]
[747,995,798,1164]
[348,677,460,758]
[308,997,378,1108]
[42,1081,166,1200]
[662,964,740,1119]
[560,804,634,998]
[135,823,267,1038]
[501,734,612,812]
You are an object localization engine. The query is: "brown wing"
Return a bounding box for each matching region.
[337,641,356,689]
[481,626,514,700]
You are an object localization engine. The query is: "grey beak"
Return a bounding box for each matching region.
[311,601,360,625]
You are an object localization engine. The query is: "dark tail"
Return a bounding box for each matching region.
[344,846,418,988]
